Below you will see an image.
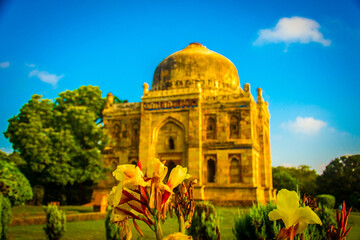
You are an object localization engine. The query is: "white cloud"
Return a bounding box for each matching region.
[26,63,36,67]
[29,69,64,87]
[281,117,327,135]
[254,16,331,47]
[0,61,10,68]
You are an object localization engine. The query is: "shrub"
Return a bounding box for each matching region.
[0,194,12,240]
[233,202,282,240]
[233,212,256,239]
[105,207,123,240]
[316,194,336,209]
[186,201,220,240]
[43,204,66,240]
[303,206,336,240]
[0,160,33,206]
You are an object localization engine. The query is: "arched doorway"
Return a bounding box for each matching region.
[155,119,186,171]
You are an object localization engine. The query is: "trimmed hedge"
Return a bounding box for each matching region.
[11,212,106,226]
[316,194,336,209]
[43,205,66,240]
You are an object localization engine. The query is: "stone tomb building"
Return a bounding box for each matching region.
[99,43,275,204]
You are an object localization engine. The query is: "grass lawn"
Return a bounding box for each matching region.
[8,206,360,239]
[11,205,94,218]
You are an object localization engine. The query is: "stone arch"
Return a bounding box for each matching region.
[152,116,186,143]
[153,116,187,167]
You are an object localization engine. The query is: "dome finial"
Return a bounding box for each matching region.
[186,42,205,49]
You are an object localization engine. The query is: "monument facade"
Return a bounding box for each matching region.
[99,43,275,205]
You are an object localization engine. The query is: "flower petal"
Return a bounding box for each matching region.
[167,165,190,189]
[124,166,149,189]
[113,164,135,180]
[269,208,295,229]
[268,209,282,221]
[277,189,299,215]
[295,206,322,233]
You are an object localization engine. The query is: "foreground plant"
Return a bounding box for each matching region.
[107,158,191,240]
[269,189,322,240]
[43,204,66,240]
[187,201,220,240]
[170,179,197,233]
[326,201,352,240]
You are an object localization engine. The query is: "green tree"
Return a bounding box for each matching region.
[4,86,108,204]
[272,168,298,191]
[317,155,360,210]
[272,165,318,196]
[0,153,33,206]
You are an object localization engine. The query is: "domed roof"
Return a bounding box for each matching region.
[152,43,240,93]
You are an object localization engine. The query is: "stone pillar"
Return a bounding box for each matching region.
[187,97,202,185]
[139,103,152,167]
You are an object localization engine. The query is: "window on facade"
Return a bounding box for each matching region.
[230,116,240,138]
[169,137,175,150]
[206,117,216,139]
[207,159,216,183]
[230,158,242,183]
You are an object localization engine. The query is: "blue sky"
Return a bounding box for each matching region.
[1,0,359,173]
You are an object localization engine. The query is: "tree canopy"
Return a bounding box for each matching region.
[272,165,318,196]
[272,168,298,192]
[317,155,360,210]
[4,86,108,189]
[0,151,33,206]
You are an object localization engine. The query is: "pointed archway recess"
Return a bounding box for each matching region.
[153,117,187,168]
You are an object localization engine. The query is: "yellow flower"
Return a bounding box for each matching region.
[269,189,322,233]
[167,165,191,189]
[161,165,191,205]
[108,164,149,206]
[145,158,168,181]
